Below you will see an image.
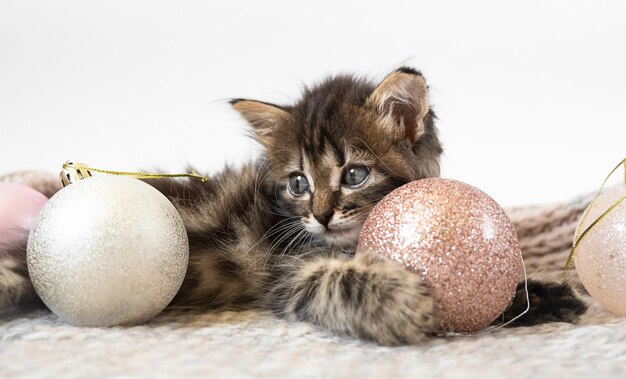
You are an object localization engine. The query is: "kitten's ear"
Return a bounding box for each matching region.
[230,99,289,145]
[366,67,430,143]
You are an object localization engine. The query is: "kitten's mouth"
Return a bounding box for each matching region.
[304,218,362,247]
[319,225,362,247]
[324,227,353,236]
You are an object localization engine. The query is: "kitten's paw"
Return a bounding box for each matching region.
[276,252,437,346]
[349,253,437,345]
[501,273,589,327]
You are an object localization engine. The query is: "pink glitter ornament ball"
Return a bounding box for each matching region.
[358,178,522,332]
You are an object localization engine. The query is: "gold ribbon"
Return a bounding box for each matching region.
[564,158,626,274]
[60,161,207,186]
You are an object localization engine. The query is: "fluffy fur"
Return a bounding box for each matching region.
[0,228,37,308]
[0,68,587,345]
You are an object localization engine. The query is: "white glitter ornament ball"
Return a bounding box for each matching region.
[574,183,626,316]
[358,179,522,332]
[27,176,189,326]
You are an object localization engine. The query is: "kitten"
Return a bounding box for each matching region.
[0,68,587,345]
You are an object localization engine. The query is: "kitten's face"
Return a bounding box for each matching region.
[233,68,442,248]
[271,135,404,247]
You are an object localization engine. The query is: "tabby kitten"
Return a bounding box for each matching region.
[0,68,587,345]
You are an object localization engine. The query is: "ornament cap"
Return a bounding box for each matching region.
[60,160,92,187]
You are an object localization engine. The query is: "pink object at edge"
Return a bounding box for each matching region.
[0,182,48,248]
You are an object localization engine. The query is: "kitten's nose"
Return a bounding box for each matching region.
[313,210,334,227]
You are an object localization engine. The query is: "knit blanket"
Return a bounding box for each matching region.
[1,179,624,379]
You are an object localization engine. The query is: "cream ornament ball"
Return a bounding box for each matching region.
[27,175,189,326]
[573,182,626,316]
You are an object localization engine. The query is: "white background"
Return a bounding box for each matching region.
[1,0,624,206]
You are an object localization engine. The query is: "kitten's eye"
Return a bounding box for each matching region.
[288,173,310,196]
[343,166,370,188]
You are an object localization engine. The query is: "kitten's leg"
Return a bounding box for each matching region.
[0,235,37,309]
[500,273,588,327]
[268,251,436,346]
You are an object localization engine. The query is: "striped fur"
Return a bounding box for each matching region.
[0,229,37,308]
[0,68,587,345]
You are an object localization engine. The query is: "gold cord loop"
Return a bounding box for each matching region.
[564,158,626,274]
[60,160,208,187]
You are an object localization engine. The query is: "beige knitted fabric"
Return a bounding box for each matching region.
[509,193,591,278]
[1,174,624,379]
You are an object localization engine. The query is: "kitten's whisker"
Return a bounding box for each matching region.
[242,217,302,258]
[273,180,281,204]
[265,224,302,258]
[244,219,301,277]
[292,233,319,257]
[261,224,304,269]
[273,228,308,268]
[289,234,310,263]
[253,159,272,206]
[293,232,315,260]
[255,219,302,246]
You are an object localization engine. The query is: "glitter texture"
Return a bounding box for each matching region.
[358,178,522,332]
[574,183,626,316]
[27,176,189,327]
